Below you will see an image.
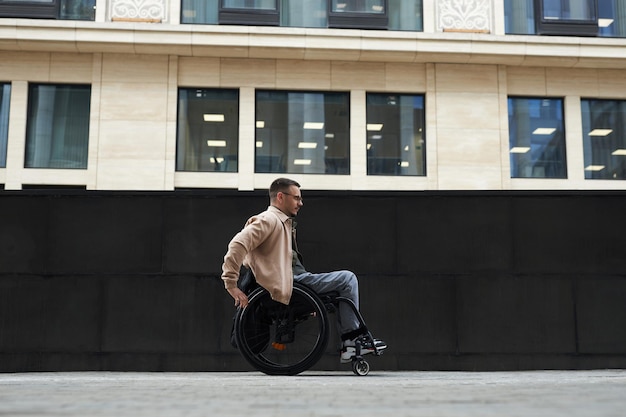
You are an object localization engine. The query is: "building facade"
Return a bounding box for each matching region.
[1,1,626,372]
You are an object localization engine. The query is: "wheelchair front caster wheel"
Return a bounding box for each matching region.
[352,359,370,376]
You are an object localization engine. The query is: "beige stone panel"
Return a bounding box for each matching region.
[438,165,502,189]
[546,68,599,97]
[50,53,93,83]
[331,61,385,90]
[75,28,135,54]
[436,92,500,130]
[191,30,249,58]
[359,32,417,62]
[249,29,306,60]
[506,67,546,95]
[435,63,498,93]
[521,56,579,67]
[384,63,427,92]
[177,57,220,87]
[0,19,18,50]
[0,51,51,82]
[14,22,77,53]
[437,127,502,167]
[414,37,471,64]
[133,27,193,56]
[99,82,168,121]
[303,29,361,61]
[174,172,240,189]
[20,169,90,187]
[598,69,626,98]
[220,58,276,88]
[276,60,330,90]
[101,53,169,83]
[96,159,166,190]
[97,120,167,160]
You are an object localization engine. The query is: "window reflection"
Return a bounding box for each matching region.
[223,0,276,10]
[25,84,91,169]
[508,97,567,179]
[176,89,239,172]
[0,83,9,168]
[331,0,385,14]
[582,99,626,180]
[255,91,350,175]
[366,93,425,176]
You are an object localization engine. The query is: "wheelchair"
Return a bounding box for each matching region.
[233,282,383,376]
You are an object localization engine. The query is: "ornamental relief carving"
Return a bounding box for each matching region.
[437,0,491,33]
[109,0,167,22]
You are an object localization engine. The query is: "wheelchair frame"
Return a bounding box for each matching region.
[233,282,382,376]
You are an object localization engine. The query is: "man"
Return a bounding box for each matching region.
[222,178,386,363]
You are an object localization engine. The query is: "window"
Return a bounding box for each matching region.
[0,83,9,168]
[329,0,388,29]
[255,90,350,174]
[581,99,626,179]
[220,0,279,25]
[0,0,95,20]
[366,93,425,176]
[182,0,422,30]
[508,97,567,179]
[598,0,626,38]
[388,0,422,31]
[505,0,617,36]
[25,84,91,169]
[176,88,239,172]
[281,0,327,28]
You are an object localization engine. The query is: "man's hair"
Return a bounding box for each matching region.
[269,178,300,200]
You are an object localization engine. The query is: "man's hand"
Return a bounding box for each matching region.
[227,287,249,308]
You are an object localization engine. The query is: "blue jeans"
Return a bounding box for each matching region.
[294,270,361,336]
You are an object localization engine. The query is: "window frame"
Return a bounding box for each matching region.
[175,87,240,173]
[254,89,351,175]
[365,92,426,177]
[534,0,599,36]
[508,96,568,179]
[328,0,389,30]
[24,83,92,170]
[219,0,280,26]
[0,0,59,19]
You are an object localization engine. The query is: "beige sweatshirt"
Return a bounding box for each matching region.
[221,205,294,304]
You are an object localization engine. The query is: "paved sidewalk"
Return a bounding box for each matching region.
[1,370,625,417]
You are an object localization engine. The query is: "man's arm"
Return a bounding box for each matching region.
[221,215,270,307]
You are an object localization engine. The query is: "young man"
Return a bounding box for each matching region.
[222,177,387,363]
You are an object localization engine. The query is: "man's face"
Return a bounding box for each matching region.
[277,185,303,217]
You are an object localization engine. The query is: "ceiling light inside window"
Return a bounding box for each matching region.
[256,141,263,148]
[532,128,556,135]
[611,149,626,156]
[585,165,605,171]
[367,123,383,131]
[399,161,410,168]
[203,114,224,122]
[256,121,265,128]
[298,142,318,149]
[599,18,614,27]
[294,159,312,165]
[510,147,531,154]
[207,140,227,147]
[589,129,613,136]
[303,122,324,129]
[210,157,224,163]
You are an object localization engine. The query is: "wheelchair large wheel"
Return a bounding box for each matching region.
[234,283,329,375]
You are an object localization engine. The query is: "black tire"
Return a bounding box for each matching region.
[234,283,329,375]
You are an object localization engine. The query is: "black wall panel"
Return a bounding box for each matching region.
[1,190,626,372]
